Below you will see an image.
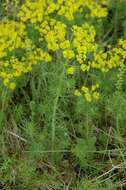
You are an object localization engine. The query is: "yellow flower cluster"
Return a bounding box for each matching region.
[45,21,67,51]
[0,21,25,56]
[0,19,52,90]
[46,0,109,20]
[18,0,46,23]
[66,66,75,75]
[91,41,126,72]
[74,84,100,102]
[72,24,96,65]
[0,0,126,103]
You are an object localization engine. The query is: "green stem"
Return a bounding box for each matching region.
[51,64,65,154]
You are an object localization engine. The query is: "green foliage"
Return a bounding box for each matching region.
[72,137,96,170]
[75,180,115,190]
[1,1,126,190]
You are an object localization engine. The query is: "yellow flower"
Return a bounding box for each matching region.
[63,50,75,59]
[81,86,89,93]
[92,92,100,100]
[66,66,75,75]
[84,93,92,102]
[9,82,16,90]
[3,79,9,86]
[80,64,90,72]
[91,84,99,91]
[74,90,81,96]
[60,40,70,50]
[47,3,59,14]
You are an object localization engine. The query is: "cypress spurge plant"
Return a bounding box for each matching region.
[1,0,126,190]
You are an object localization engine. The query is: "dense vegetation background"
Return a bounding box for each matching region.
[0,0,126,189]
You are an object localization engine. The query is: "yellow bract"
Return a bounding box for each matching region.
[78,84,100,102]
[74,90,81,97]
[66,66,75,75]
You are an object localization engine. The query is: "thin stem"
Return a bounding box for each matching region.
[51,64,65,154]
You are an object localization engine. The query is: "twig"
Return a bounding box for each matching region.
[6,130,28,143]
[92,162,126,181]
[66,178,72,190]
